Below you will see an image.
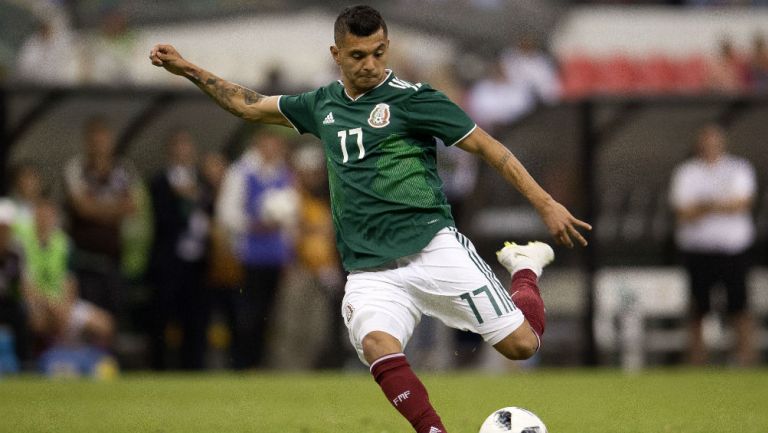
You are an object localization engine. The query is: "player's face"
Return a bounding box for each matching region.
[331,28,389,97]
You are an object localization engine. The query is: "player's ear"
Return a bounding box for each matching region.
[330,45,341,65]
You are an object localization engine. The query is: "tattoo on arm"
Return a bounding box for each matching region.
[188,73,265,118]
[243,88,264,105]
[493,148,513,172]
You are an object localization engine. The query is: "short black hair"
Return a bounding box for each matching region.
[334,5,387,46]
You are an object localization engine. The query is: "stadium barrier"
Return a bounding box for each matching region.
[595,267,768,368]
[2,86,768,366]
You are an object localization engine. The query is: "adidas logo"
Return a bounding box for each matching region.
[428,427,443,433]
[322,112,335,124]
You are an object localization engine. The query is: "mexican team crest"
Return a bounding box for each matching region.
[343,303,355,325]
[368,103,390,128]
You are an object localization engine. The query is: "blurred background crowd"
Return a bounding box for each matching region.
[1,0,767,377]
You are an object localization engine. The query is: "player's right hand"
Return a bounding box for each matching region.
[149,44,187,76]
[537,199,592,248]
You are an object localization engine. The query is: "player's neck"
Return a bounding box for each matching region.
[341,73,389,100]
[343,81,376,100]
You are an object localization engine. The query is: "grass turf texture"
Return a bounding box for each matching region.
[1,369,766,433]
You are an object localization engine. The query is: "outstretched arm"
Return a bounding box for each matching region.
[149,44,290,126]
[457,127,591,248]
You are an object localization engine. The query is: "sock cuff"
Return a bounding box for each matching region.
[370,353,408,378]
[512,268,540,281]
[370,353,406,371]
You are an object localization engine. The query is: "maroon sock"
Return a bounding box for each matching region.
[370,354,447,433]
[510,269,546,338]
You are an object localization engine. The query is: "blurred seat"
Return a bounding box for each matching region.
[595,266,768,366]
[558,53,713,96]
[602,55,638,94]
[675,55,709,93]
[560,55,598,98]
[636,55,677,94]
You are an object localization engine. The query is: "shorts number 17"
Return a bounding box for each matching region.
[459,285,504,324]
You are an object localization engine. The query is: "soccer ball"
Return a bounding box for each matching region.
[478,407,547,433]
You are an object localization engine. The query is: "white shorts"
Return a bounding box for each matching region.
[342,227,524,365]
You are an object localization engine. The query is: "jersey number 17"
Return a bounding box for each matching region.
[337,128,365,163]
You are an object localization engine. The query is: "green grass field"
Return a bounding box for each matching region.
[1,368,767,433]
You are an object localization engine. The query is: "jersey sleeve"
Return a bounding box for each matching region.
[405,85,476,146]
[278,90,320,137]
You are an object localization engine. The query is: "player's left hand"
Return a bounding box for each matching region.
[536,199,591,248]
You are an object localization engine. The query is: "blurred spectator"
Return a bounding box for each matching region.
[62,116,138,317]
[291,145,338,291]
[17,197,114,349]
[200,151,242,369]
[217,129,296,369]
[201,152,228,199]
[119,175,153,282]
[14,19,78,85]
[0,199,28,373]
[201,151,242,292]
[148,130,211,370]
[426,62,466,106]
[749,33,768,92]
[669,124,757,366]
[262,65,293,95]
[501,35,561,106]
[81,8,136,85]
[8,161,44,225]
[270,144,345,370]
[707,38,749,93]
[202,151,242,292]
[466,58,532,132]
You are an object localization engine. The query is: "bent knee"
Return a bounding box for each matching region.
[361,331,402,365]
[494,328,539,360]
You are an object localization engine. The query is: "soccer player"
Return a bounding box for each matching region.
[150,6,590,433]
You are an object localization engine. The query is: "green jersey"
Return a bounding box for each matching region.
[279,70,476,270]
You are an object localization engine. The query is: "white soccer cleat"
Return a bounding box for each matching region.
[496,241,554,277]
